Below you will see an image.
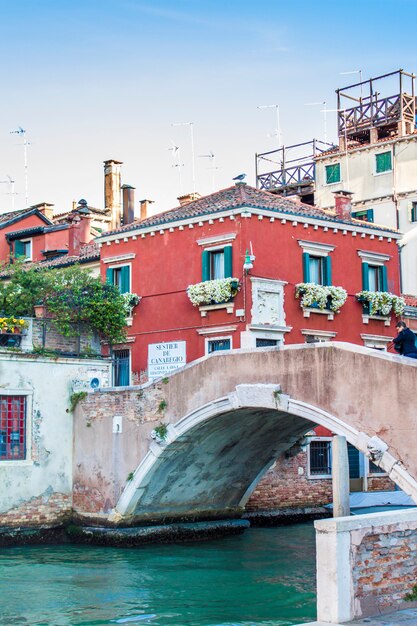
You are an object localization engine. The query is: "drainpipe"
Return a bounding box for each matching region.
[393,142,403,294]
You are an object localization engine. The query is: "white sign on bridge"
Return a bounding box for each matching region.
[148,341,186,380]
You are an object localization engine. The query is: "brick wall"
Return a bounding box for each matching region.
[0,491,71,528]
[316,510,417,622]
[246,451,333,510]
[32,319,100,355]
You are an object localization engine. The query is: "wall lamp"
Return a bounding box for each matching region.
[243,249,256,274]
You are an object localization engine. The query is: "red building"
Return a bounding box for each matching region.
[97,182,402,384]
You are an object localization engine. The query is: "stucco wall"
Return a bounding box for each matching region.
[0,352,111,527]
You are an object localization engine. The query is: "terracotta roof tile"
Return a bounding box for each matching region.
[100,183,397,237]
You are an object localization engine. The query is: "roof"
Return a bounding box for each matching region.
[0,243,100,278]
[0,207,52,230]
[99,183,398,238]
[403,295,417,307]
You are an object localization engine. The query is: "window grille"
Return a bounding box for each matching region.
[309,440,331,475]
[0,396,26,460]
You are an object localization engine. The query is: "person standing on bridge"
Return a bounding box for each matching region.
[393,321,417,359]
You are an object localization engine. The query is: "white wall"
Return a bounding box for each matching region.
[0,352,111,516]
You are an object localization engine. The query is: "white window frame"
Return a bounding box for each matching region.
[205,335,233,356]
[112,348,131,387]
[298,240,335,257]
[107,262,132,293]
[361,333,393,351]
[374,150,393,176]
[307,436,332,479]
[301,329,337,343]
[20,239,32,261]
[357,250,390,266]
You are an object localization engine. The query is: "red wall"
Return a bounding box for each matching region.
[101,213,400,380]
[0,214,48,263]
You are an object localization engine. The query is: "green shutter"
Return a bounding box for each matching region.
[324,256,332,286]
[366,209,374,223]
[120,266,130,294]
[362,262,369,291]
[376,152,392,174]
[224,246,233,278]
[14,240,25,258]
[325,163,340,185]
[202,250,210,281]
[106,267,114,285]
[380,265,388,292]
[302,252,310,282]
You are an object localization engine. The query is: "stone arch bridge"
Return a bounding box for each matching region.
[73,342,417,525]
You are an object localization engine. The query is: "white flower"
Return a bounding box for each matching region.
[356,291,405,316]
[121,292,141,316]
[187,278,240,306]
[295,283,347,313]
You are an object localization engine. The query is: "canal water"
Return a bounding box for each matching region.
[0,524,316,626]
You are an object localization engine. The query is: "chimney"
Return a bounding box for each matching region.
[32,202,54,222]
[104,159,123,230]
[177,192,201,206]
[139,199,154,221]
[333,190,353,220]
[121,185,135,225]
[68,199,92,255]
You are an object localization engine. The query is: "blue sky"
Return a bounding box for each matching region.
[1,0,417,214]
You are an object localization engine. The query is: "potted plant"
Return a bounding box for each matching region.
[356,291,405,316]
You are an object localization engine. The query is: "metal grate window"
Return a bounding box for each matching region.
[0,396,26,461]
[309,440,331,475]
[113,350,130,386]
[256,338,278,347]
[208,338,231,353]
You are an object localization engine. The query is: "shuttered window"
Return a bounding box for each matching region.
[202,246,232,281]
[14,240,31,260]
[352,209,374,223]
[302,253,332,286]
[362,263,387,292]
[375,151,392,174]
[325,163,341,185]
[106,266,130,293]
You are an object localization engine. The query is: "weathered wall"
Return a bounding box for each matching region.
[315,509,417,622]
[30,319,100,355]
[0,352,111,527]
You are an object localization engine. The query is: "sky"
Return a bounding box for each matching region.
[1,0,417,216]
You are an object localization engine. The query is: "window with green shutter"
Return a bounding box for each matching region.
[375,151,392,174]
[14,240,31,260]
[411,202,417,223]
[363,263,387,292]
[302,253,332,286]
[105,265,130,293]
[201,246,232,281]
[352,209,374,223]
[325,163,341,185]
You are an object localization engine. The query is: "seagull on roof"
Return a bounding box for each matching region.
[233,173,247,181]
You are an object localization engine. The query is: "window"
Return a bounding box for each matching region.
[410,202,417,223]
[362,263,387,292]
[308,439,332,477]
[302,254,331,285]
[106,265,130,294]
[299,241,334,286]
[352,209,374,223]
[256,338,278,347]
[302,330,337,343]
[375,151,392,174]
[113,349,130,386]
[325,163,341,185]
[202,245,232,281]
[0,396,26,461]
[14,239,32,261]
[207,338,231,354]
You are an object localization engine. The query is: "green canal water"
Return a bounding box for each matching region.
[0,524,316,626]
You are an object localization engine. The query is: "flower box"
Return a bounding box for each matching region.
[356,291,405,317]
[295,283,347,314]
[187,278,240,307]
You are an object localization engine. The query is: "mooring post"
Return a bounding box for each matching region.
[332,435,350,517]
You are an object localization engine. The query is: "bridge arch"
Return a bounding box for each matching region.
[111,378,417,523]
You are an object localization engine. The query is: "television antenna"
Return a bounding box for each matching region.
[10,127,30,206]
[304,101,328,143]
[198,151,218,192]
[0,175,17,212]
[257,104,281,148]
[168,143,184,194]
[172,122,196,194]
